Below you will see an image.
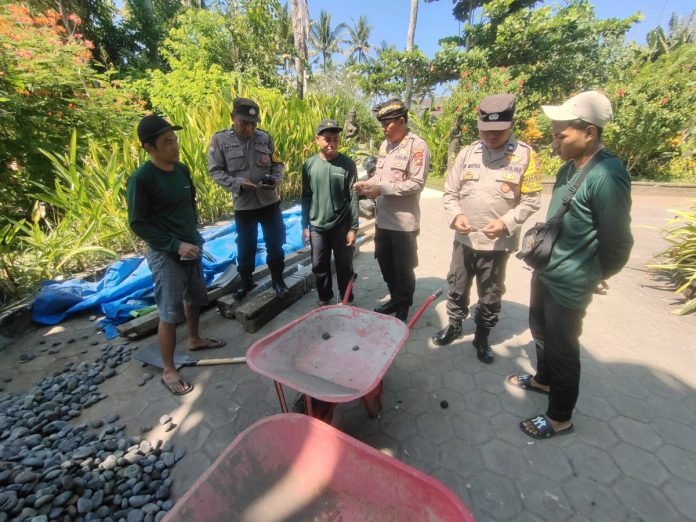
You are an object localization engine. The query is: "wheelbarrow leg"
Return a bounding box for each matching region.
[274,381,289,413]
[361,380,383,419]
[303,395,337,424]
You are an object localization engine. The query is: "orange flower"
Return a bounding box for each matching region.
[518,79,525,87]
[660,97,669,106]
[616,89,625,97]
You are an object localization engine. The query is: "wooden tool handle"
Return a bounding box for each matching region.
[193,357,246,366]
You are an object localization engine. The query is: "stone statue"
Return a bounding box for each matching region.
[343,108,359,139]
[447,116,463,173]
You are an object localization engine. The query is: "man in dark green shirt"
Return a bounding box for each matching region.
[507,92,634,439]
[126,115,225,396]
[301,118,359,305]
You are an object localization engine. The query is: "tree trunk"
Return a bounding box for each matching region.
[290,0,309,99]
[404,0,419,108]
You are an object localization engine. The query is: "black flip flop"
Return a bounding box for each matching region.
[520,415,574,440]
[506,373,549,395]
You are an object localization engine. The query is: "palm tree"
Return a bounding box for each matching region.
[309,10,347,74]
[404,0,419,108]
[345,16,372,65]
[290,0,310,98]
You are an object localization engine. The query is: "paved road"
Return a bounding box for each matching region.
[2,189,694,521]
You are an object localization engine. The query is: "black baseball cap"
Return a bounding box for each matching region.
[373,99,408,121]
[316,118,342,135]
[478,94,516,131]
[233,97,261,122]
[137,115,182,143]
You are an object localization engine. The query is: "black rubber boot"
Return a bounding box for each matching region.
[272,279,289,298]
[374,301,397,315]
[473,327,494,364]
[233,277,255,300]
[394,306,409,323]
[432,320,463,346]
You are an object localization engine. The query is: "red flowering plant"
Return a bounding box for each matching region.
[0,4,141,221]
[604,44,696,179]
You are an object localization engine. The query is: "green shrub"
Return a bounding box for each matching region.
[649,204,696,315]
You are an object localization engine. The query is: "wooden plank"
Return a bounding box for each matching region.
[116,217,375,339]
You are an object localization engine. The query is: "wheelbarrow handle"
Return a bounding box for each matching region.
[189,357,247,366]
[341,273,358,305]
[406,289,443,330]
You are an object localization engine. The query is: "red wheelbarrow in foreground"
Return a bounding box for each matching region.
[246,278,441,423]
[163,413,475,522]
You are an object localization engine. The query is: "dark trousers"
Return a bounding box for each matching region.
[235,202,285,280]
[310,219,354,302]
[529,274,586,422]
[446,241,509,329]
[374,227,419,308]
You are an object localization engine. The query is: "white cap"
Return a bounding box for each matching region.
[541,91,613,128]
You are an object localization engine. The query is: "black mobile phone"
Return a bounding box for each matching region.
[260,175,274,185]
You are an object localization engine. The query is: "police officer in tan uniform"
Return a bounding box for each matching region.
[433,94,542,363]
[208,98,288,300]
[354,99,430,322]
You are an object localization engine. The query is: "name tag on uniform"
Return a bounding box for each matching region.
[501,171,518,180]
[462,171,477,180]
[465,163,480,169]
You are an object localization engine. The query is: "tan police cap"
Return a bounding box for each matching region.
[542,91,613,128]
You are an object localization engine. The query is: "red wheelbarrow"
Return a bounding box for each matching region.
[163,413,475,522]
[246,277,441,423]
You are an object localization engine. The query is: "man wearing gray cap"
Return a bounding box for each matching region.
[508,91,634,439]
[435,94,542,365]
[354,99,431,322]
[301,118,359,306]
[208,97,288,300]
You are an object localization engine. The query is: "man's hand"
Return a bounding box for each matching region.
[346,229,357,247]
[302,228,310,246]
[177,242,200,259]
[257,177,276,190]
[483,218,508,239]
[453,214,471,234]
[354,181,381,199]
[594,280,609,295]
[240,179,258,190]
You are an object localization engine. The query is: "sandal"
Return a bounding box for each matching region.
[161,378,194,396]
[189,338,226,351]
[520,415,574,440]
[506,373,549,395]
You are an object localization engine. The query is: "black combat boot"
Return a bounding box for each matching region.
[233,277,255,300]
[432,320,463,346]
[472,327,494,364]
[374,300,397,315]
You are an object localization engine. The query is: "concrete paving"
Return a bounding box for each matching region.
[1,188,695,521]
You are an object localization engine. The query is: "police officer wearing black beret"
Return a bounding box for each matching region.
[208,98,288,299]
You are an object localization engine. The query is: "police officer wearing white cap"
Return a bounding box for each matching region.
[435,94,542,364]
[509,91,634,440]
[208,97,288,300]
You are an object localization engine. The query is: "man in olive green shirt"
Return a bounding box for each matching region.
[301,118,359,305]
[127,115,225,396]
[507,92,634,440]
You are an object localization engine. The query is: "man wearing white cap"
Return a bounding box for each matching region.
[507,91,634,439]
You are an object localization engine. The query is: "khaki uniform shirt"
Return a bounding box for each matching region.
[365,131,430,232]
[208,128,285,211]
[443,135,542,251]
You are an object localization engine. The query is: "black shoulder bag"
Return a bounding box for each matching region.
[516,152,602,270]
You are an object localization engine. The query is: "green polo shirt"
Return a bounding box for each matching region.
[126,161,202,253]
[301,153,359,232]
[538,149,634,309]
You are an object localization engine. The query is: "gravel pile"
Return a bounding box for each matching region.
[0,343,184,521]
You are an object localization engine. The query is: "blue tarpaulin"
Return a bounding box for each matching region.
[33,206,305,335]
